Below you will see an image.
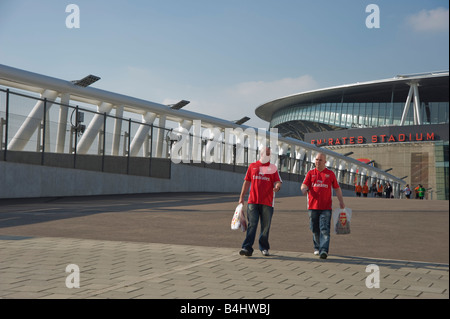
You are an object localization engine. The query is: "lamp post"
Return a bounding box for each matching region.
[343,151,354,156]
[170,100,190,110]
[72,75,101,87]
[233,116,250,125]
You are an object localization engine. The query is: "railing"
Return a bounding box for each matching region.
[0,84,406,196]
[0,88,286,178]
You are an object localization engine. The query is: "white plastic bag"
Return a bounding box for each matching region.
[231,203,247,232]
[332,207,352,235]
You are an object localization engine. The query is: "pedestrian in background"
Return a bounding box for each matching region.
[371,183,377,197]
[418,184,425,200]
[385,182,392,198]
[377,182,383,198]
[404,184,411,199]
[362,183,369,197]
[355,183,362,197]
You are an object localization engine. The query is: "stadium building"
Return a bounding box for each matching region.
[256,72,449,200]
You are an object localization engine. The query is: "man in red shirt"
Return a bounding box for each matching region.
[362,183,369,197]
[301,153,345,259]
[238,147,282,257]
[355,183,362,197]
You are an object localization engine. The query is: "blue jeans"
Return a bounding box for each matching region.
[308,210,332,254]
[242,204,274,253]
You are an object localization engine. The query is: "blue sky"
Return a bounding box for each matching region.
[0,0,448,128]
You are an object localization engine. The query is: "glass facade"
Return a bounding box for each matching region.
[270,102,449,130]
[261,74,449,200]
[435,141,449,200]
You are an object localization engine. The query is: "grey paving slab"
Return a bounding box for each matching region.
[0,236,448,299]
[0,193,448,302]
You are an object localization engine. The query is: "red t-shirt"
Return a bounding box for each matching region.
[302,168,340,210]
[245,161,282,207]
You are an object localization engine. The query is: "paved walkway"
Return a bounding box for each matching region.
[0,193,448,301]
[0,236,448,300]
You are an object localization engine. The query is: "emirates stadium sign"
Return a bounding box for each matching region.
[304,124,448,146]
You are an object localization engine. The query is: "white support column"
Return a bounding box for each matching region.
[353,166,358,184]
[219,128,227,165]
[56,93,70,153]
[76,102,113,154]
[191,120,202,163]
[337,160,347,184]
[370,171,377,188]
[256,129,267,151]
[400,85,414,126]
[155,115,166,158]
[203,124,223,164]
[413,84,422,125]
[170,119,193,163]
[244,128,257,164]
[271,142,281,167]
[305,150,313,171]
[289,144,295,173]
[333,158,341,177]
[44,106,51,152]
[9,89,59,151]
[358,166,364,184]
[326,156,335,170]
[291,146,299,174]
[392,182,399,198]
[360,168,368,185]
[111,106,124,156]
[279,142,288,156]
[129,112,157,157]
[224,128,235,165]
[400,82,422,126]
[296,147,306,175]
[348,164,357,185]
[234,129,246,165]
[278,142,289,172]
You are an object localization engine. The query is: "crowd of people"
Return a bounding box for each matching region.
[403,184,426,199]
[355,181,393,198]
[354,182,426,199]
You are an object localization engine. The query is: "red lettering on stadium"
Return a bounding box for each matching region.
[311,132,435,146]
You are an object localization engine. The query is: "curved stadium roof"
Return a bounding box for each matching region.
[255,71,449,123]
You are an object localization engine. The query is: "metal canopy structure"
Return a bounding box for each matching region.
[0,63,406,195]
[255,71,449,123]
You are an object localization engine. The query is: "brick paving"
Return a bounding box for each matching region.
[0,193,448,300]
